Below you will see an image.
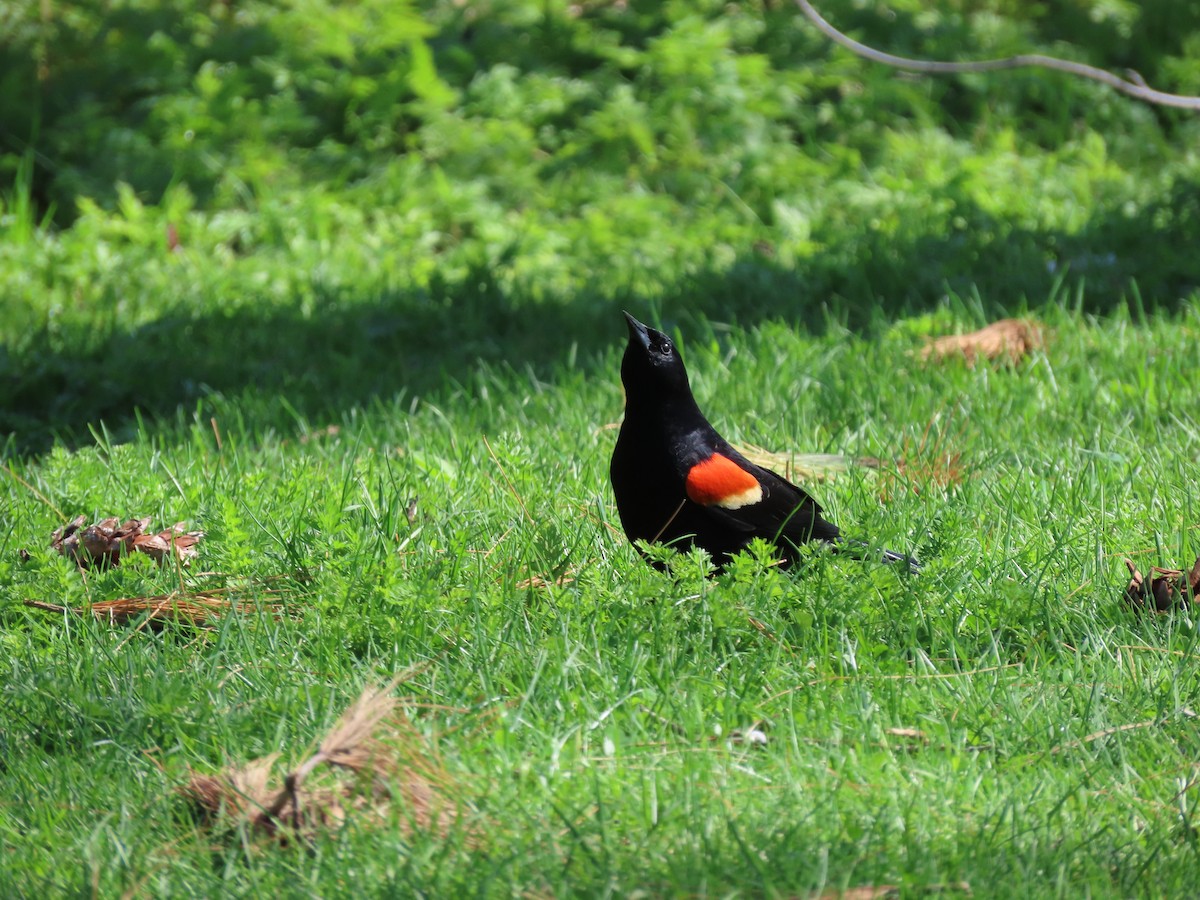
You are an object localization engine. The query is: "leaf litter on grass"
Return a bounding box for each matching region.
[1124,555,1200,613]
[180,678,472,846]
[31,513,305,629]
[50,514,203,568]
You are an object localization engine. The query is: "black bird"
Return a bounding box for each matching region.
[609,312,917,572]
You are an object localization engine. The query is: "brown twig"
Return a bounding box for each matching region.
[795,0,1200,111]
[1051,708,1198,754]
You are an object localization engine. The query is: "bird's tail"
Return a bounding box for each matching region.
[839,539,921,573]
[880,547,922,574]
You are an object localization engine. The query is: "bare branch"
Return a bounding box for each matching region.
[795,0,1200,111]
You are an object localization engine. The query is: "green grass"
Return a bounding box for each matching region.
[6,1,1200,895]
[5,298,1200,897]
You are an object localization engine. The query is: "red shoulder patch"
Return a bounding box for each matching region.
[686,454,764,509]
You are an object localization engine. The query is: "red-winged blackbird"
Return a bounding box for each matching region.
[610,312,918,572]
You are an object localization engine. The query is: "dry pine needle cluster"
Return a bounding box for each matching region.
[24,586,287,630]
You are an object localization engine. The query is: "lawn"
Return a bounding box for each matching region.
[3,1,1200,897]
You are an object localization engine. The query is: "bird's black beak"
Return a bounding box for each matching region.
[623,311,652,351]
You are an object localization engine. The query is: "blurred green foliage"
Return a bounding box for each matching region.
[2,1,1200,451]
[4,0,1199,220]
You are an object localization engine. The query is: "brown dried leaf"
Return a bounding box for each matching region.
[132,523,203,563]
[1124,556,1200,613]
[131,533,170,556]
[920,319,1043,365]
[50,515,88,544]
[50,515,203,568]
[50,514,86,564]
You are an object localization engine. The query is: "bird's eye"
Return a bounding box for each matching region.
[657,341,673,355]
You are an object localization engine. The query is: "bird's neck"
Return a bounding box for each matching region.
[623,391,706,434]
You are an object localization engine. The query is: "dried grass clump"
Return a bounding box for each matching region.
[52,515,203,568]
[515,572,576,590]
[181,680,467,845]
[873,412,967,500]
[920,319,1043,366]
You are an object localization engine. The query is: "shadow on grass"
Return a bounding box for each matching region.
[4,182,1199,458]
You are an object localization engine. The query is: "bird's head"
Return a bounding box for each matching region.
[620,312,692,408]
